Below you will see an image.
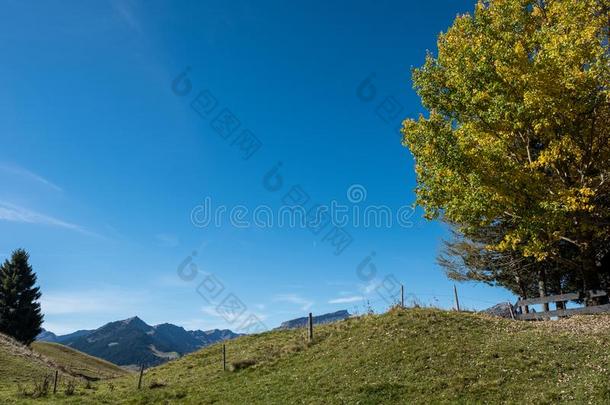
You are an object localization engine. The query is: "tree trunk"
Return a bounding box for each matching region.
[515,275,529,313]
[538,269,549,312]
[553,266,566,310]
[582,255,602,306]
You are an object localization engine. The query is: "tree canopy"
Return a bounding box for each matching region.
[402,0,610,296]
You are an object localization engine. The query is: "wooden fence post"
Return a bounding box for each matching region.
[453,284,461,312]
[53,370,58,394]
[400,285,405,308]
[137,364,144,389]
[507,302,515,320]
[222,344,226,371]
[308,312,313,342]
[519,296,529,314]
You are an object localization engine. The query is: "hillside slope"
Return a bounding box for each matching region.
[30,308,610,404]
[31,342,129,380]
[0,333,57,398]
[0,332,131,402]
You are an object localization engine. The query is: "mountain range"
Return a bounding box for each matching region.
[37,316,241,368]
[38,310,350,368]
[276,310,351,329]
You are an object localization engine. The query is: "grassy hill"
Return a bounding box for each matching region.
[31,342,129,381]
[0,332,130,403]
[3,308,610,403]
[0,333,57,399]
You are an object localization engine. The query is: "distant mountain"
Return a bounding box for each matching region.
[481,302,515,319]
[276,310,351,330]
[37,328,93,344]
[37,317,241,368]
[37,328,58,343]
[37,311,349,367]
[189,329,240,345]
[57,329,94,343]
[151,323,203,355]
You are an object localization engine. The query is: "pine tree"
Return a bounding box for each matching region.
[0,249,43,345]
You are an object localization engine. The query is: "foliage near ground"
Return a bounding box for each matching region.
[3,308,610,404]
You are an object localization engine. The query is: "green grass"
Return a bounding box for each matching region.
[3,308,610,404]
[31,342,129,381]
[0,333,56,400]
[0,333,130,403]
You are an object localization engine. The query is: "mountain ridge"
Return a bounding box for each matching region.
[276,310,351,330]
[37,310,351,367]
[37,316,242,368]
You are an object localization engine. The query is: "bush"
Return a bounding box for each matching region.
[149,380,167,389]
[16,383,28,398]
[15,376,51,398]
[64,379,76,396]
[229,359,256,372]
[32,375,51,398]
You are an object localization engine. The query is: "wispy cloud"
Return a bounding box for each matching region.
[178,318,235,332]
[201,305,269,321]
[0,201,99,237]
[273,293,313,311]
[41,321,91,336]
[155,233,179,248]
[328,295,363,304]
[201,305,222,318]
[41,288,149,315]
[361,279,383,295]
[194,306,269,331]
[151,273,193,289]
[0,163,62,192]
[112,0,141,33]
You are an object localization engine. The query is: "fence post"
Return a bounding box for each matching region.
[519,296,530,314]
[308,312,313,341]
[400,284,405,308]
[507,301,515,320]
[453,284,461,312]
[222,344,226,371]
[53,370,58,394]
[137,364,144,389]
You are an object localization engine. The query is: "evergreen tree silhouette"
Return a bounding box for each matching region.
[0,249,43,345]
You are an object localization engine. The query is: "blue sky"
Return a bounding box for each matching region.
[0,0,514,334]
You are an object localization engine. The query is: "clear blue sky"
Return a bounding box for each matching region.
[0,0,514,334]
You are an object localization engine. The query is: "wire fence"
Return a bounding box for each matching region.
[344,288,511,317]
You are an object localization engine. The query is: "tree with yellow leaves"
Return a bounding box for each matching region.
[403,0,610,298]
